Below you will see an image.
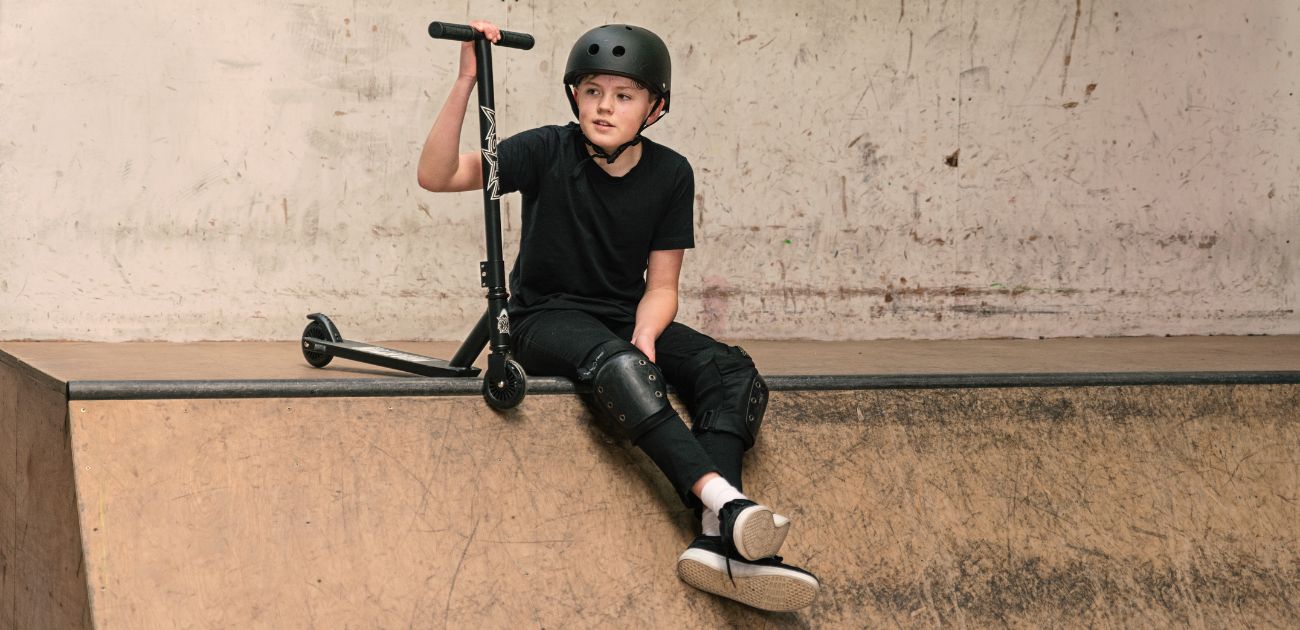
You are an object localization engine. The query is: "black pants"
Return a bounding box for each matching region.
[512,309,747,506]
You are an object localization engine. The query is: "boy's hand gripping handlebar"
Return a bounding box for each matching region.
[428,21,535,50]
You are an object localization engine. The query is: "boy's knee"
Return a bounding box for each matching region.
[584,342,672,442]
[681,345,769,450]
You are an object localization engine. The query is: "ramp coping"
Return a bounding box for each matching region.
[65,371,1300,400]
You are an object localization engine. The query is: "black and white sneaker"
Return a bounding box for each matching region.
[719,499,791,561]
[677,535,819,612]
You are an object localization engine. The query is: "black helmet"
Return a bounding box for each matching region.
[563,24,671,118]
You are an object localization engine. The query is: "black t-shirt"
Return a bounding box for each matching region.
[496,123,695,324]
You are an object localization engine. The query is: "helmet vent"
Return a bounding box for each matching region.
[588,44,600,55]
[625,26,633,30]
[612,46,626,57]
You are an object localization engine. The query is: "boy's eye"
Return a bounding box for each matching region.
[617,94,631,101]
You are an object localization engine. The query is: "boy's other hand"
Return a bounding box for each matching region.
[459,20,502,80]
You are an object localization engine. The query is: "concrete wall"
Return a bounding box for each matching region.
[1,0,1296,341]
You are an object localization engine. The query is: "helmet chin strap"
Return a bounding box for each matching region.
[582,135,642,164]
[577,96,666,165]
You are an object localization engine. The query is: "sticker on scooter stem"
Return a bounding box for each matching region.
[481,106,501,200]
[496,309,510,335]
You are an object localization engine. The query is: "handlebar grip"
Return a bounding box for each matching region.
[428,21,535,50]
[428,21,476,41]
[497,30,535,50]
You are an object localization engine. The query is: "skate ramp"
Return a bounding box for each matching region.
[3,340,1299,628]
[0,355,90,629]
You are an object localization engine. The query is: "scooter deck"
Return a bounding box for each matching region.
[304,338,481,378]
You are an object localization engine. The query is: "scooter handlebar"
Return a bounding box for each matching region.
[428,21,535,50]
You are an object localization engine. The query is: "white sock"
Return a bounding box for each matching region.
[701,509,721,536]
[698,476,747,515]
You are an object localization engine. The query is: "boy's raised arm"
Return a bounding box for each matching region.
[417,21,502,192]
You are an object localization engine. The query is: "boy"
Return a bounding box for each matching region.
[417,21,819,612]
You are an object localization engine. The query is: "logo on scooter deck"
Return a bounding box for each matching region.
[481,106,501,200]
[354,346,433,363]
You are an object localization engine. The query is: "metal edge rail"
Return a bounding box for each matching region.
[67,371,1300,401]
[765,371,1300,391]
[67,377,578,401]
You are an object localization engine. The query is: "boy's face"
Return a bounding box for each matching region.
[573,74,663,151]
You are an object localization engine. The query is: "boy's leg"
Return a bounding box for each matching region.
[523,314,818,609]
[512,310,720,506]
[642,322,774,500]
[640,322,818,609]
[520,313,780,558]
[620,321,788,557]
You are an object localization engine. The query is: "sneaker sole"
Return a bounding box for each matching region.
[733,506,790,560]
[677,548,818,612]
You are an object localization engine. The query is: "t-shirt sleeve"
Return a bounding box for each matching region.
[496,126,553,196]
[650,159,695,250]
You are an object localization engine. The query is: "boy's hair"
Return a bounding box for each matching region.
[574,73,651,94]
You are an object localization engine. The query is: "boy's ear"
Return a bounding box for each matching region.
[647,98,667,124]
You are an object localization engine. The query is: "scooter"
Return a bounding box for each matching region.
[301,21,534,410]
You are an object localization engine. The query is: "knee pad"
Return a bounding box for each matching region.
[584,343,671,442]
[680,345,769,450]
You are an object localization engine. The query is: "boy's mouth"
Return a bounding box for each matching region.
[593,119,615,129]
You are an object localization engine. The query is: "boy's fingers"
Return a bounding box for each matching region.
[632,337,656,363]
[468,20,502,43]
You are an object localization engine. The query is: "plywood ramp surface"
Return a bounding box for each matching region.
[1,357,89,629]
[71,386,1300,628]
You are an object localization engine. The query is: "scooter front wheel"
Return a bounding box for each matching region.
[483,358,528,409]
[301,320,333,368]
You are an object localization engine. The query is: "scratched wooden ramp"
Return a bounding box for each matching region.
[46,388,1300,627]
[3,339,1300,628]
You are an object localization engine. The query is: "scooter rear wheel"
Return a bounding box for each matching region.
[483,358,527,409]
[302,320,333,368]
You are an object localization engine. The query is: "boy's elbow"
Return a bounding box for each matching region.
[417,171,446,192]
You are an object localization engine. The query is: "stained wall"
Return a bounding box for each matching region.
[1,1,1296,340]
